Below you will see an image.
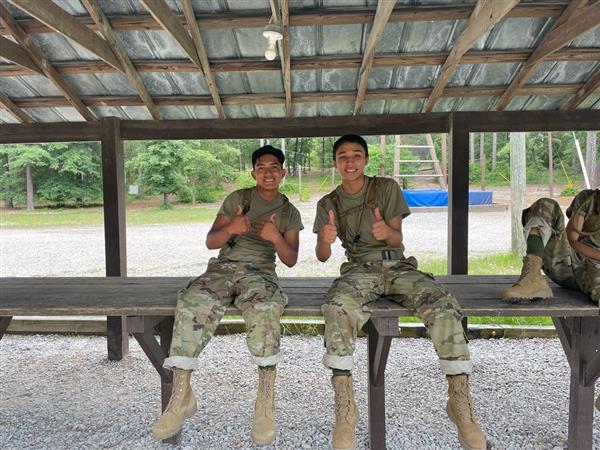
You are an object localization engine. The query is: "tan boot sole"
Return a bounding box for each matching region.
[151,400,198,441]
[503,289,554,304]
[446,403,487,450]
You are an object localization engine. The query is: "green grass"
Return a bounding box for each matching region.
[0,204,219,228]
[419,251,523,276]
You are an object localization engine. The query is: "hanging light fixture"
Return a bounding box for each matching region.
[263,23,283,61]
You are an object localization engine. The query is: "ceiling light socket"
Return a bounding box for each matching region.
[263,24,283,61]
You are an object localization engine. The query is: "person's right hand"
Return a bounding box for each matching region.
[227,204,251,235]
[321,209,337,244]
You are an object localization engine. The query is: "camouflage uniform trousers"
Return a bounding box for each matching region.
[163,257,288,371]
[522,198,600,303]
[322,258,472,375]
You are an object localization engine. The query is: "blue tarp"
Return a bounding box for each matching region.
[402,189,493,207]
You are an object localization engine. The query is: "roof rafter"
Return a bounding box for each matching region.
[81,0,160,120]
[493,0,598,111]
[2,48,599,78]
[6,0,121,70]
[0,3,570,34]
[561,69,600,110]
[268,0,292,117]
[181,0,225,119]
[0,34,43,75]
[0,90,33,123]
[0,3,95,121]
[422,0,519,113]
[353,0,397,115]
[138,0,202,68]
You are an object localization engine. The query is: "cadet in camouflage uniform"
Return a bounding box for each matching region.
[500,191,600,416]
[314,135,486,450]
[502,190,600,304]
[152,145,303,445]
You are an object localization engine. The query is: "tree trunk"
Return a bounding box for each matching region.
[491,132,497,170]
[379,135,386,176]
[479,132,485,191]
[163,192,169,206]
[510,132,527,256]
[26,164,34,210]
[469,133,475,163]
[548,132,554,197]
[394,135,401,185]
[321,137,325,176]
[3,154,13,209]
[586,131,598,187]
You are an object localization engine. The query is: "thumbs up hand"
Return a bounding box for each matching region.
[227,204,251,235]
[371,207,390,241]
[321,209,338,244]
[258,212,282,244]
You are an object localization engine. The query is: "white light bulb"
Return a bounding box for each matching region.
[265,39,277,60]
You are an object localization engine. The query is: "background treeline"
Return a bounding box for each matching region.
[1,132,597,209]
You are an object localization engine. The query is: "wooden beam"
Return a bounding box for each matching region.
[0,34,43,75]
[493,0,599,111]
[353,0,397,115]
[181,0,225,119]
[81,0,160,120]
[139,0,202,68]
[422,0,519,113]
[0,121,100,143]
[465,110,600,133]
[7,0,121,70]
[0,3,570,34]
[3,48,599,78]
[280,0,292,116]
[0,3,96,121]
[562,69,600,111]
[0,90,33,123]
[8,83,592,109]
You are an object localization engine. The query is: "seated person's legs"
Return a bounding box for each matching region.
[153,269,230,440]
[388,266,485,450]
[234,269,287,445]
[322,266,379,450]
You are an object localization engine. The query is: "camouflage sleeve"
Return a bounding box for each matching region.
[313,196,331,234]
[285,204,304,231]
[566,190,593,219]
[217,190,242,218]
[378,177,411,221]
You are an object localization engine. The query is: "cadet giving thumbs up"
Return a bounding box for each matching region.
[227,204,251,235]
[322,209,338,244]
[371,207,390,241]
[258,213,282,244]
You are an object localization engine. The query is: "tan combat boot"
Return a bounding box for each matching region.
[501,254,553,302]
[152,369,197,441]
[446,375,486,450]
[251,367,277,445]
[331,375,358,450]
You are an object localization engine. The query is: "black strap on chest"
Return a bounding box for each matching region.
[326,176,379,246]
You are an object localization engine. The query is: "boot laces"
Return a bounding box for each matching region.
[165,371,189,411]
[452,381,475,423]
[256,370,274,415]
[514,257,532,286]
[334,379,353,422]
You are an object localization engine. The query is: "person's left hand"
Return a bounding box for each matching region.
[371,207,392,241]
[258,214,282,244]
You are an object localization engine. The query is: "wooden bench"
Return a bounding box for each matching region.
[1,276,598,449]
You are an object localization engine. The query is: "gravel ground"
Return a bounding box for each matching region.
[0,334,598,449]
[0,201,511,277]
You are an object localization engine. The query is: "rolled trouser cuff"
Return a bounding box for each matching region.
[251,352,282,367]
[523,217,552,247]
[163,355,198,371]
[440,359,472,376]
[322,354,354,371]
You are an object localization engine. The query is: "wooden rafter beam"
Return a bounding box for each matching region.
[181,0,225,119]
[8,83,592,108]
[562,69,600,110]
[422,0,519,112]
[2,48,599,78]
[0,3,570,34]
[81,0,160,120]
[0,90,33,123]
[0,3,96,121]
[0,34,43,75]
[353,0,397,115]
[7,0,121,70]
[139,0,202,68]
[493,0,597,111]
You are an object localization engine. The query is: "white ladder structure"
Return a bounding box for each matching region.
[394,134,446,189]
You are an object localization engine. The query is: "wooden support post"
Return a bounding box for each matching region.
[510,132,526,256]
[448,114,469,275]
[552,316,600,450]
[0,316,12,340]
[491,132,497,171]
[101,116,128,361]
[364,317,397,450]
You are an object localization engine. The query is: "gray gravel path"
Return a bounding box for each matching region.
[1,335,598,449]
[0,205,511,277]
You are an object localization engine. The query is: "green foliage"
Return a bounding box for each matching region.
[234,171,256,189]
[561,183,580,196]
